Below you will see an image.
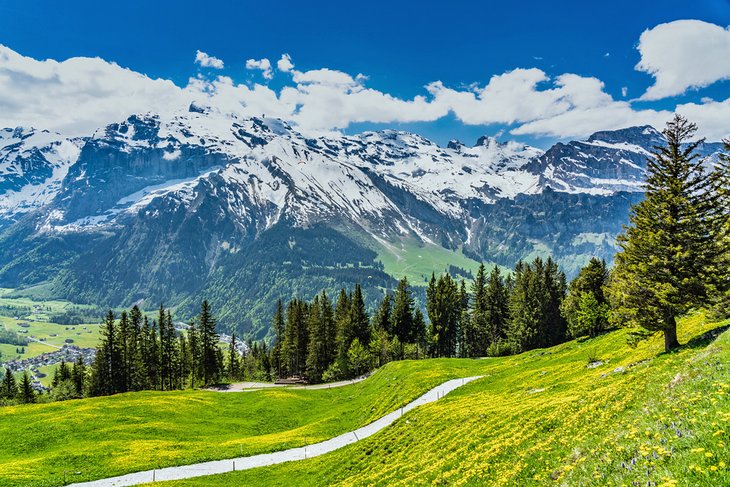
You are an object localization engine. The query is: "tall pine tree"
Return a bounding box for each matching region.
[199,300,221,385]
[391,278,415,345]
[271,299,285,379]
[609,115,727,352]
[1,367,17,399]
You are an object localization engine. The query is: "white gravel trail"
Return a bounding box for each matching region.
[69,376,482,486]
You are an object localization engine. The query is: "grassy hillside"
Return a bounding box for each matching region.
[154,314,729,487]
[373,237,503,286]
[0,314,727,486]
[0,359,486,487]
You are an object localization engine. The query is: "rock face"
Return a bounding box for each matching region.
[0,110,724,337]
[529,125,720,194]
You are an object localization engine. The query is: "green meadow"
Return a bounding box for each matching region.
[0,313,726,486]
[156,313,730,487]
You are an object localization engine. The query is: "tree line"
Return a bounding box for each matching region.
[88,300,225,396]
[266,255,612,383]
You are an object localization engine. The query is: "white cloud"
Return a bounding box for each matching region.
[0,45,187,136]
[246,58,273,79]
[621,86,628,97]
[1,34,730,143]
[636,20,730,100]
[510,103,670,138]
[194,50,224,69]
[277,54,294,72]
[292,68,358,86]
[426,69,614,126]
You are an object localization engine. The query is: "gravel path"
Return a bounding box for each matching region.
[69,376,482,486]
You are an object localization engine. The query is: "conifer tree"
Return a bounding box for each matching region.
[71,355,86,397]
[457,280,469,356]
[142,316,160,390]
[127,305,146,391]
[157,305,174,390]
[177,333,189,389]
[1,367,17,399]
[90,310,119,396]
[117,311,130,393]
[282,299,298,377]
[51,363,60,388]
[19,371,35,404]
[412,308,426,358]
[562,258,610,338]
[507,260,538,353]
[52,361,71,388]
[305,296,328,382]
[320,291,337,368]
[609,115,727,352]
[199,300,221,385]
[484,266,509,348]
[467,263,488,357]
[506,258,567,353]
[227,334,240,380]
[711,139,730,317]
[187,318,200,387]
[334,289,352,364]
[391,278,415,344]
[349,284,370,347]
[261,341,272,380]
[271,299,285,379]
[283,299,309,376]
[542,257,568,346]
[426,274,461,357]
[371,293,392,334]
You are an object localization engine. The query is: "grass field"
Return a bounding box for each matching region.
[0,288,96,322]
[152,313,729,487]
[0,313,727,486]
[0,316,100,361]
[0,358,486,487]
[373,237,506,285]
[0,287,102,367]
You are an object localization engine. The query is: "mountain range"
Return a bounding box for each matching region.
[0,105,723,338]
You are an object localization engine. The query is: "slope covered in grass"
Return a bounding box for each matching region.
[153,313,729,487]
[0,358,487,487]
[0,314,727,487]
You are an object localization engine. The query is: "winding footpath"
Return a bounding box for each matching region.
[69,376,482,486]
[211,374,372,392]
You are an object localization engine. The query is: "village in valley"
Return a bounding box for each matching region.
[0,291,247,391]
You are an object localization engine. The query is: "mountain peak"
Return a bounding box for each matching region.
[446,139,463,150]
[586,125,663,147]
[188,102,212,114]
[474,135,501,148]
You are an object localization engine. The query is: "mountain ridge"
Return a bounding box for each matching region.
[0,111,724,337]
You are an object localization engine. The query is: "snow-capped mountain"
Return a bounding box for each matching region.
[0,108,724,337]
[0,127,83,225]
[5,108,550,247]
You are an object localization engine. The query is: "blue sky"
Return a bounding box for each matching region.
[1,0,730,147]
